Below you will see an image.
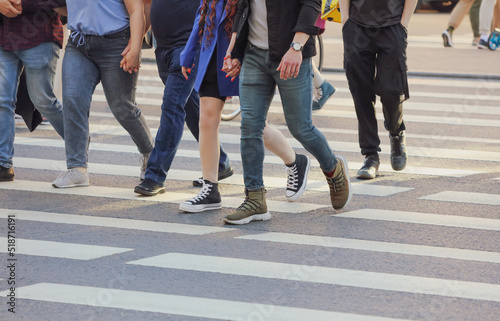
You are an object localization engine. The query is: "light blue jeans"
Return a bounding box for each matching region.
[62,29,153,168]
[0,42,64,168]
[239,44,337,190]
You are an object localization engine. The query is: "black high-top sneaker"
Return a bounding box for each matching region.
[284,154,310,202]
[179,180,222,213]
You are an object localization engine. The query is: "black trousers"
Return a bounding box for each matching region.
[343,20,409,156]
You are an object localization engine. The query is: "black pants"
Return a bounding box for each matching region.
[343,20,409,156]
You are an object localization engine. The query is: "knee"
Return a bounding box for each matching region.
[199,110,219,133]
[241,116,265,138]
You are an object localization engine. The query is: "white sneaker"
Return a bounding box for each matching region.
[52,168,89,188]
[140,153,150,180]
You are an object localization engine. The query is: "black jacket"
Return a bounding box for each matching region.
[231,0,321,62]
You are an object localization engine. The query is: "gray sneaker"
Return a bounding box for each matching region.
[224,188,271,225]
[52,168,89,188]
[140,153,150,180]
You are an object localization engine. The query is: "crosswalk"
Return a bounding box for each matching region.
[1,60,499,320]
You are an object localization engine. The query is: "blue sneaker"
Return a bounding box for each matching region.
[312,80,335,111]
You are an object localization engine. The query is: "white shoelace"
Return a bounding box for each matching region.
[313,86,323,103]
[189,183,212,203]
[284,165,299,191]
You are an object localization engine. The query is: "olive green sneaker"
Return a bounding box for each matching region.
[223,188,271,225]
[325,156,352,210]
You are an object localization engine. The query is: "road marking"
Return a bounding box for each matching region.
[99,82,500,105]
[16,132,500,164]
[0,283,410,321]
[127,253,500,302]
[0,181,328,213]
[335,209,500,231]
[0,209,232,235]
[419,191,500,206]
[11,157,412,197]
[88,109,500,145]
[93,94,500,127]
[236,232,500,264]
[134,72,500,90]
[0,237,131,260]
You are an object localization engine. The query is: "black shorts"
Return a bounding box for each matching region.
[198,50,227,102]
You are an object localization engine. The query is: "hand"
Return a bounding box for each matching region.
[276,48,302,80]
[0,0,22,18]
[120,49,141,74]
[181,66,191,80]
[222,52,241,82]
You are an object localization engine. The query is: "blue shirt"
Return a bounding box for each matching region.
[67,0,130,35]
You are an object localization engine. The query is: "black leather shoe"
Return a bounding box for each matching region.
[193,165,234,187]
[0,166,14,181]
[390,131,407,171]
[134,179,165,196]
[357,154,380,179]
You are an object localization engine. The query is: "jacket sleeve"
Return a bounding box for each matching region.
[180,4,203,68]
[21,0,66,11]
[292,0,321,36]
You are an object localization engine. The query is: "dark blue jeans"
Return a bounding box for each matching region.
[145,46,229,184]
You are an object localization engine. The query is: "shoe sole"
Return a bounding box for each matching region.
[134,186,166,196]
[286,156,310,202]
[356,169,377,179]
[334,156,352,210]
[179,202,222,213]
[0,176,14,182]
[223,212,271,225]
[52,181,90,188]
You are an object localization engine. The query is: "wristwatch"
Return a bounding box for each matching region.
[290,42,303,52]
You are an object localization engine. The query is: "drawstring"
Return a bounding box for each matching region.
[70,31,85,47]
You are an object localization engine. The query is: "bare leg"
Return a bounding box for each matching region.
[263,123,295,165]
[199,97,225,182]
[312,60,325,88]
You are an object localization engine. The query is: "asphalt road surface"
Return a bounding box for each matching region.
[1,16,499,321]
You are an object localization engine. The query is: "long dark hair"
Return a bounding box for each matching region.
[198,0,238,48]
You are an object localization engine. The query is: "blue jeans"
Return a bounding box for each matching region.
[0,42,64,168]
[62,29,153,168]
[239,45,337,190]
[145,47,229,184]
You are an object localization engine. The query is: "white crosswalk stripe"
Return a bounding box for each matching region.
[236,232,500,264]
[11,157,413,196]
[335,209,500,231]
[0,180,329,213]
[0,237,132,260]
[0,209,232,235]
[419,191,500,206]
[127,253,500,302]
[0,283,411,321]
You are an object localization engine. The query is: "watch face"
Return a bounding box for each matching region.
[293,42,302,51]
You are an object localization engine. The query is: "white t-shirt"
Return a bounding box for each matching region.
[248,0,269,49]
